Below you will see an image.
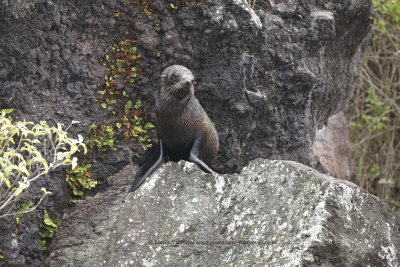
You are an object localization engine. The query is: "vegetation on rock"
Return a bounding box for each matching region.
[346,0,400,210]
[38,210,60,250]
[0,110,86,218]
[66,163,97,204]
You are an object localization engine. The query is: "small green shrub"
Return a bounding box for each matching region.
[38,210,60,250]
[98,39,141,113]
[373,0,400,35]
[15,201,33,225]
[85,124,116,152]
[0,110,86,218]
[120,99,154,146]
[66,163,97,204]
[346,0,400,210]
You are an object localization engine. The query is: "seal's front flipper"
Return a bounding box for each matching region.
[128,139,164,192]
[188,136,215,174]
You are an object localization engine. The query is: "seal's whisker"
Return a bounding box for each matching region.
[171,85,182,93]
[168,85,179,93]
[164,84,175,91]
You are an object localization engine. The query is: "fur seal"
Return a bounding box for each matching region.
[129,65,219,192]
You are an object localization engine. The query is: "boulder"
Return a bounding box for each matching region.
[44,159,400,266]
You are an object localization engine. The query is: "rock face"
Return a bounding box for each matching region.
[0,0,373,265]
[0,0,373,172]
[43,159,400,266]
[312,111,355,181]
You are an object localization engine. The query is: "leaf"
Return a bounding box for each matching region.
[39,231,52,238]
[43,160,49,173]
[135,99,141,109]
[15,181,28,196]
[32,139,41,144]
[38,239,46,247]
[5,179,11,188]
[1,108,13,115]
[145,122,154,129]
[124,100,132,114]
[43,216,57,228]
[71,157,78,170]
[73,189,83,196]
[82,144,88,154]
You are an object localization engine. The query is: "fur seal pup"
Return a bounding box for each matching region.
[128,65,219,192]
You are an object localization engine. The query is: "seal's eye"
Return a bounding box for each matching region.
[171,73,180,81]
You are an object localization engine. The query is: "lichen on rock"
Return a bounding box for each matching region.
[43,159,400,266]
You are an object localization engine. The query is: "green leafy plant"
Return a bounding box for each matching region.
[15,201,33,225]
[359,87,388,133]
[98,39,141,112]
[0,109,13,122]
[91,0,161,155]
[123,0,155,16]
[0,110,87,218]
[120,99,154,146]
[85,124,116,152]
[373,0,400,36]
[38,210,60,250]
[66,163,97,204]
[167,0,210,9]
[346,0,400,210]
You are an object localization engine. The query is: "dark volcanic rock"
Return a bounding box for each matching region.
[44,160,400,266]
[0,0,373,265]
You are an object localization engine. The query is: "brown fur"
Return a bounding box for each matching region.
[156,65,218,165]
[128,65,218,192]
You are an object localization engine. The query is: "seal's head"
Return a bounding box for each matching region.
[160,65,195,100]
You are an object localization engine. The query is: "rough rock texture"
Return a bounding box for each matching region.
[0,0,373,171]
[313,111,355,181]
[43,159,400,266]
[0,0,373,265]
